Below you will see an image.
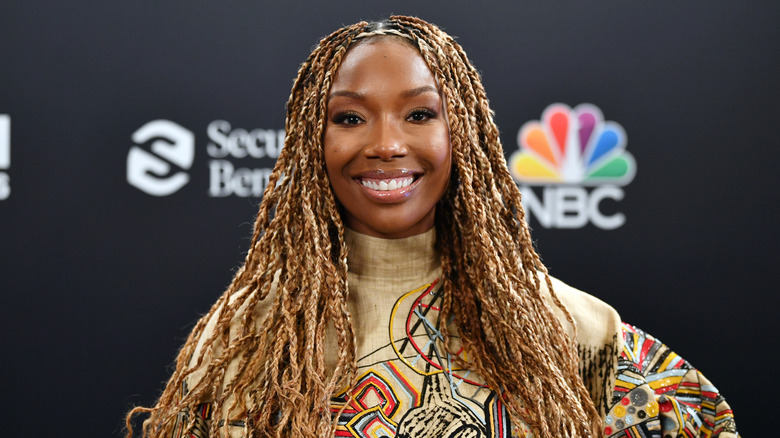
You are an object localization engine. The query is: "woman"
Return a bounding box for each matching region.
[127,16,738,438]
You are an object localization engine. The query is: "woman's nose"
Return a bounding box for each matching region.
[363,118,408,161]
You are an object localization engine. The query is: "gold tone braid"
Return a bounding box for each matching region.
[126,22,370,438]
[126,16,603,438]
[392,16,603,438]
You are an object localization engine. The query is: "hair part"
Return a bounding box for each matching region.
[126,16,602,438]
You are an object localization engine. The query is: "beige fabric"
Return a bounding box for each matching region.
[543,276,623,414]
[338,228,444,373]
[185,227,623,434]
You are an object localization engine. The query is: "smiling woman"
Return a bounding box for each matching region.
[126,16,738,438]
[324,37,451,239]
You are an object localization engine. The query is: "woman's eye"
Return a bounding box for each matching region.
[408,109,437,122]
[333,112,363,125]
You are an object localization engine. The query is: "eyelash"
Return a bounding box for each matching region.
[332,111,364,125]
[331,108,439,125]
[407,108,438,122]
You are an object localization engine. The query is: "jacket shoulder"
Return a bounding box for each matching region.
[542,274,624,415]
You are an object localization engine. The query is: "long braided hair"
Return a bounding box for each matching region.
[126,16,602,438]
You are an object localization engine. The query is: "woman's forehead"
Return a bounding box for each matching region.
[330,38,438,96]
[342,36,421,69]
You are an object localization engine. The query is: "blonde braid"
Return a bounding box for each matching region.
[125,22,368,438]
[126,16,602,438]
[393,15,602,437]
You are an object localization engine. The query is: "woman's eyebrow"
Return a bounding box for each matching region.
[329,85,438,100]
[402,85,438,98]
[329,90,363,99]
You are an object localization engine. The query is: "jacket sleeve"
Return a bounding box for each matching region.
[168,400,247,438]
[168,285,262,438]
[169,402,211,438]
[604,323,738,437]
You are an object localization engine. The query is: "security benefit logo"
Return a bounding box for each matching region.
[206,120,283,197]
[0,114,10,200]
[127,119,283,197]
[127,120,194,196]
[508,104,636,230]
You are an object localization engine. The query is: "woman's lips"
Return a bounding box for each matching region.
[353,170,421,202]
[360,176,414,191]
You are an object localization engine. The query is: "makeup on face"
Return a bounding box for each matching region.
[324,38,451,239]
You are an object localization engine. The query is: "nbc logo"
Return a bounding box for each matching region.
[0,114,10,200]
[508,103,636,229]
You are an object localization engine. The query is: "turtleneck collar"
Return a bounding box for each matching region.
[344,227,440,279]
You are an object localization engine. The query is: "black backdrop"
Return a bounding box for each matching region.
[2,1,777,436]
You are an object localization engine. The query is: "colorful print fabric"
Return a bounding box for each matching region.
[175,281,738,437]
[604,323,738,438]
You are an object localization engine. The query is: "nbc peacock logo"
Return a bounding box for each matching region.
[509,103,636,230]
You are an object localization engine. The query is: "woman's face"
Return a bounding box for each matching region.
[324,38,452,239]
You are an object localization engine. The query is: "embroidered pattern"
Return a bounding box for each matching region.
[604,324,738,437]
[333,279,522,437]
[171,283,738,438]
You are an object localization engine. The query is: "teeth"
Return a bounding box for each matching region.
[361,177,414,191]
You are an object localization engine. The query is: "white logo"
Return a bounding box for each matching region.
[127,120,195,196]
[508,103,636,230]
[0,114,10,200]
[127,119,281,197]
[205,120,282,197]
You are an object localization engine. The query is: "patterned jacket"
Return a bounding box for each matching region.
[173,230,737,437]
